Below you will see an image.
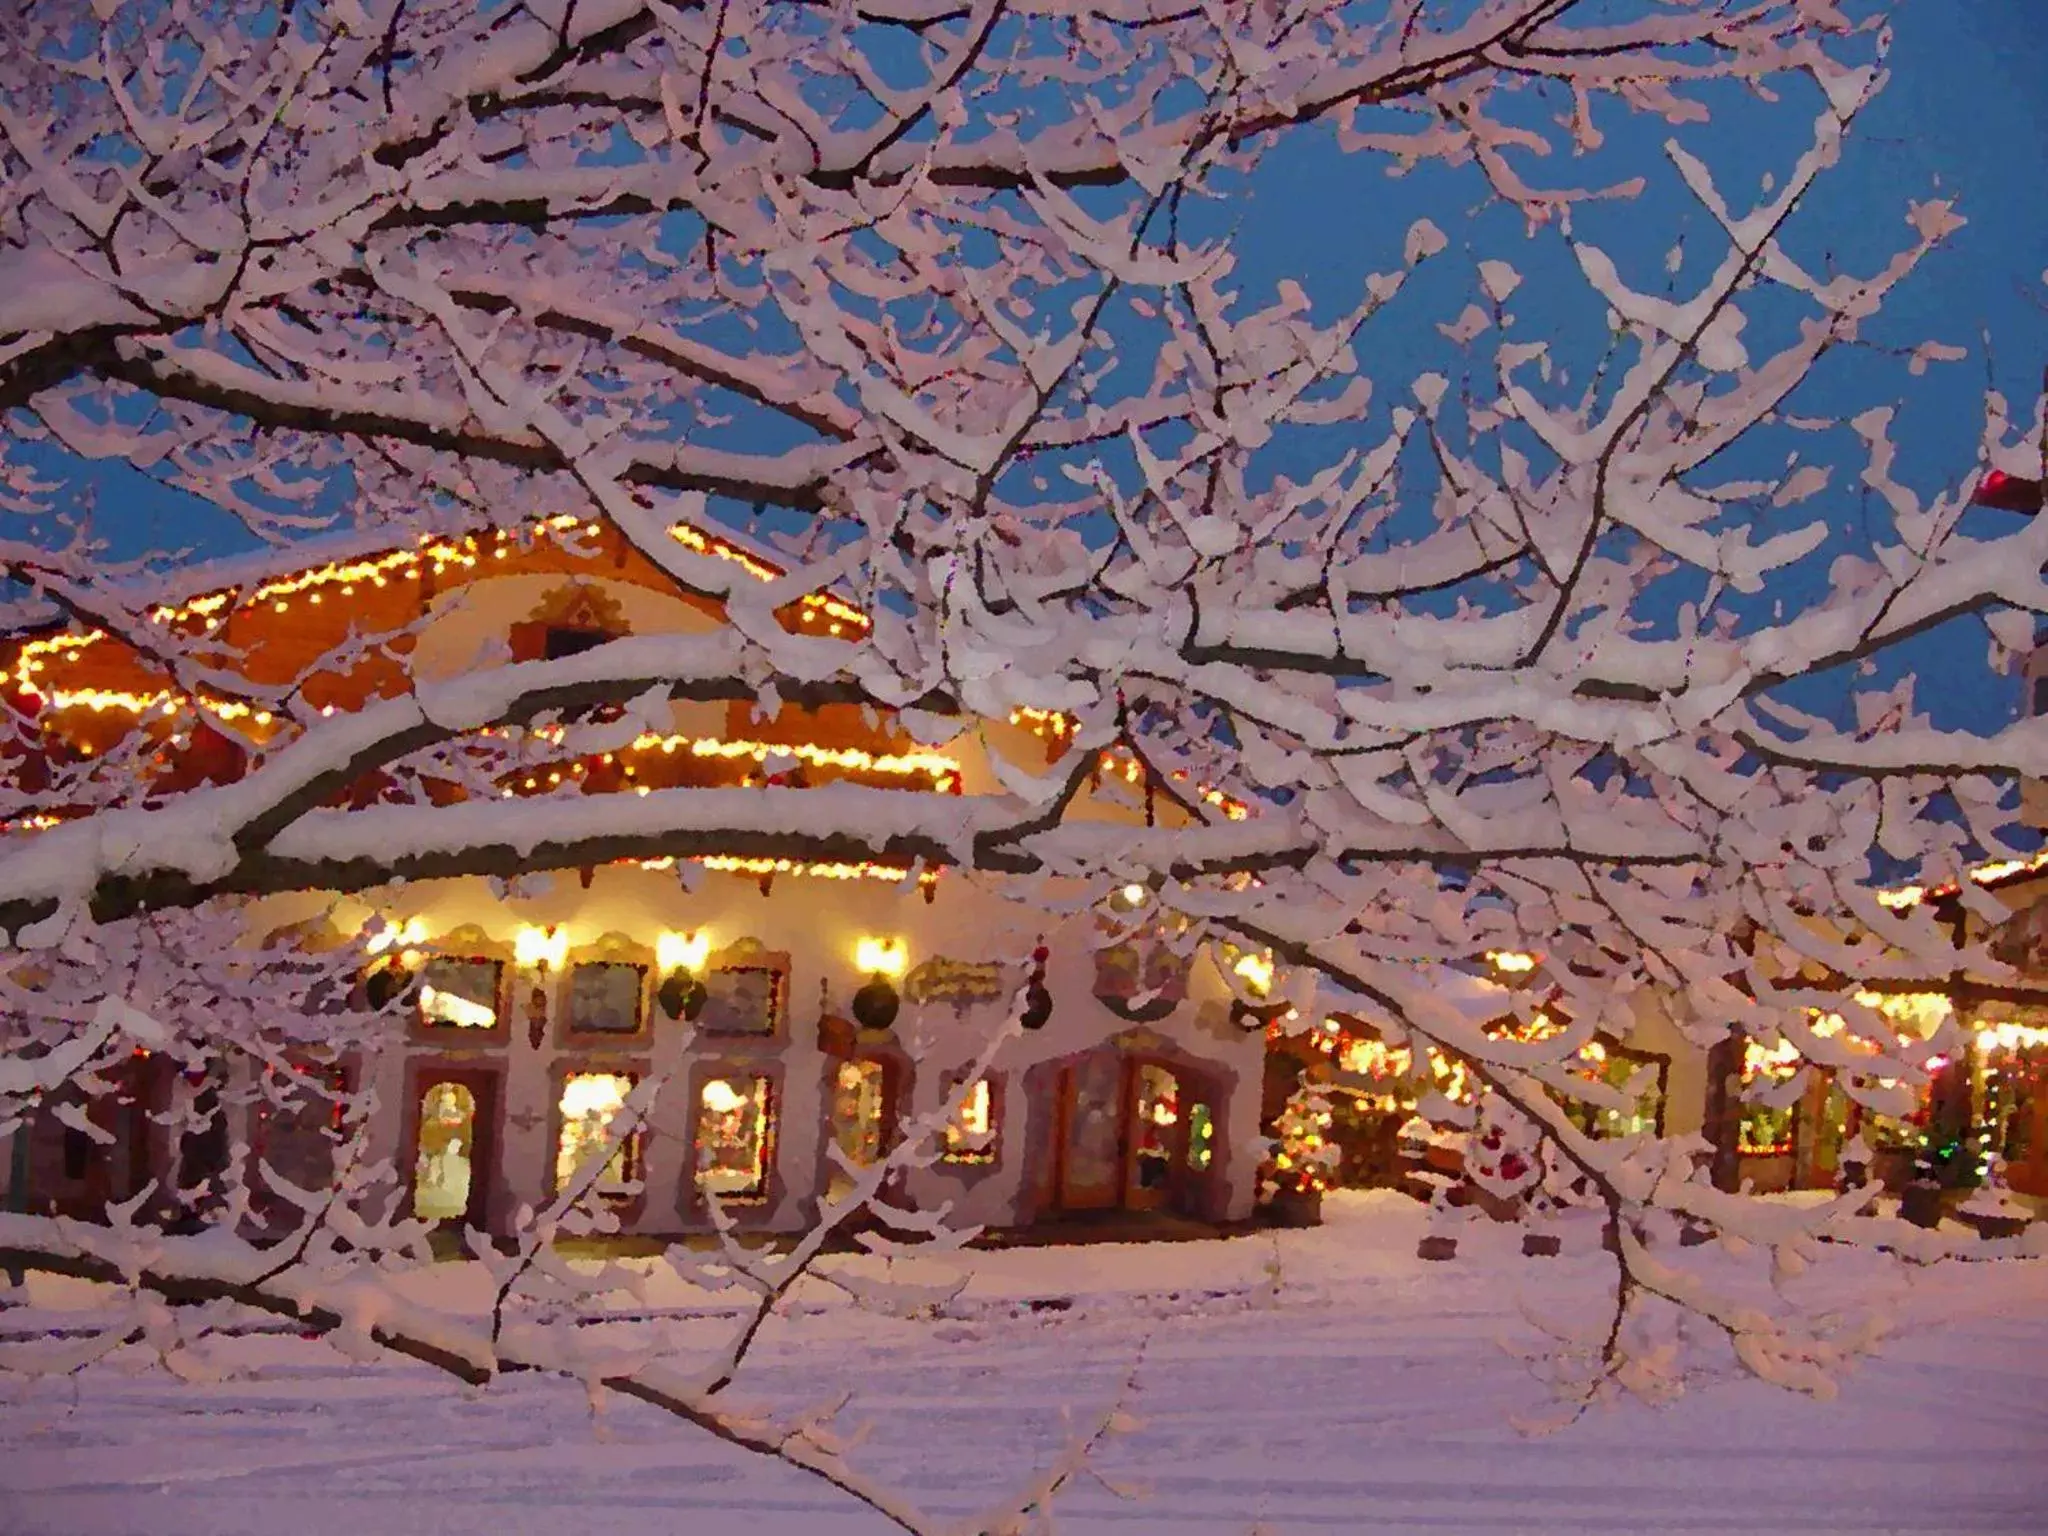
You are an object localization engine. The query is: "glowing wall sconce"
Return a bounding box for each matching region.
[1487,950,1538,974]
[656,930,711,1022]
[851,936,908,1032]
[1112,882,1151,912]
[1233,951,1275,994]
[855,937,908,978]
[515,924,569,972]
[658,930,712,975]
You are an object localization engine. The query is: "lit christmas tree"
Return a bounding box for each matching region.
[1911,1053,1978,1191]
[1263,1083,1340,1202]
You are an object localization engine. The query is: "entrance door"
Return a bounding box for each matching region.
[409,1067,498,1230]
[1124,1063,1182,1211]
[1054,1050,1124,1210]
[2010,1093,2048,1198]
[34,1068,153,1221]
[1799,1076,1849,1189]
[1995,1064,2048,1198]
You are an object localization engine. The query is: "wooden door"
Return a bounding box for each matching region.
[2006,1078,2048,1198]
[1123,1062,1182,1211]
[408,1066,498,1231]
[1798,1076,1848,1190]
[1055,1051,1124,1211]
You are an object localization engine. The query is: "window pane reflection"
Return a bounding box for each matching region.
[697,1075,772,1199]
[828,1060,887,1201]
[943,1077,996,1163]
[420,958,501,1030]
[567,963,645,1034]
[556,1072,637,1194]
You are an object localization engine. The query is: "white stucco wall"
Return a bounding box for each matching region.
[231,563,1269,1235]
[260,859,1265,1235]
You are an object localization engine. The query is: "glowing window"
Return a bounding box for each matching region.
[1738,1038,1801,1155]
[1568,1039,1670,1141]
[419,958,502,1030]
[556,1073,638,1195]
[828,1060,889,1201]
[414,1081,476,1222]
[942,1076,998,1164]
[696,1075,773,1199]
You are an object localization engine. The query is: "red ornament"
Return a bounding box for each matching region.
[1975,469,2046,513]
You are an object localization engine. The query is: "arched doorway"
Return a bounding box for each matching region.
[1042,1048,1222,1220]
[409,1069,498,1229]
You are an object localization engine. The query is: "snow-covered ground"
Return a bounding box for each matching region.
[3,1190,2045,1535]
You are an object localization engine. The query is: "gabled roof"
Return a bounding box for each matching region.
[4,511,867,722]
[3,507,846,642]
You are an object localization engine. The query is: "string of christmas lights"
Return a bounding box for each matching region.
[7,512,866,721]
[495,729,963,799]
[1005,709,1250,821]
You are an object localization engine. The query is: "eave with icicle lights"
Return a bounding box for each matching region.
[5,512,1292,1245]
[0,511,922,888]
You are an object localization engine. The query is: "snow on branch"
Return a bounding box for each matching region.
[4,0,2045,1462]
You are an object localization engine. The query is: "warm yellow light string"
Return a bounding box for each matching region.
[493,729,962,799]
[9,513,869,715]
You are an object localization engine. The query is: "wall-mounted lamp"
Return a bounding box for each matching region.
[658,930,711,975]
[851,936,907,1031]
[1487,950,1538,974]
[514,924,569,972]
[656,930,710,1021]
[854,936,908,978]
[1110,881,1153,914]
[1233,951,1276,995]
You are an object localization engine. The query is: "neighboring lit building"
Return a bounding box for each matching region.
[0,517,1268,1236]
[1258,952,1712,1199]
[1807,859,2048,1200]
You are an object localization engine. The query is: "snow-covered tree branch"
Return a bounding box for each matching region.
[5,0,2048,1514]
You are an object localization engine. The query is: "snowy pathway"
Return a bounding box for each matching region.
[2,1193,2043,1535]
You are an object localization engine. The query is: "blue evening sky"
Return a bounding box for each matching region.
[40,1,2048,732]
